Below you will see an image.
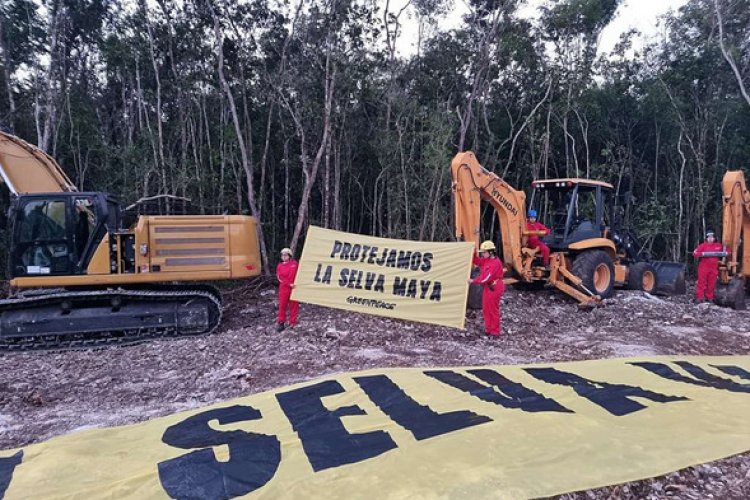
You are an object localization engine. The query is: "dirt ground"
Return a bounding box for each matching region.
[1,280,749,498]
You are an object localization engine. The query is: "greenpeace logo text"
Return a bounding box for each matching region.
[346,296,396,310]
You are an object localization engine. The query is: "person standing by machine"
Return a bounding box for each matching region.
[276,248,299,331]
[469,241,505,337]
[525,210,551,266]
[692,230,726,302]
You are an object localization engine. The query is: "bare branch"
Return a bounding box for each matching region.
[714,0,750,107]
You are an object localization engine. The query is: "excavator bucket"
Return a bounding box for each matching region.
[651,261,687,295]
[714,277,746,310]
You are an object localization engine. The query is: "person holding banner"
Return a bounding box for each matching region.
[692,230,725,302]
[470,241,505,337]
[276,247,299,331]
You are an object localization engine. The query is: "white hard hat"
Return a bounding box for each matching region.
[479,240,496,251]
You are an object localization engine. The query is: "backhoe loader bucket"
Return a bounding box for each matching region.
[714,277,746,310]
[468,283,483,310]
[651,261,687,295]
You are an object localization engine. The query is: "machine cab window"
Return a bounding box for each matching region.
[529,180,613,249]
[570,186,600,240]
[14,198,72,276]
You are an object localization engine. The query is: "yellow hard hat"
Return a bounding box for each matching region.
[479,240,496,251]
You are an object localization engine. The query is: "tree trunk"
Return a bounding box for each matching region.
[212,11,271,274]
[144,7,169,210]
[714,0,750,108]
[0,20,16,131]
[458,7,503,151]
[288,56,336,251]
[38,1,61,151]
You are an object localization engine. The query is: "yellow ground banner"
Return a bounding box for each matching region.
[2,356,750,499]
[290,226,474,329]
[0,356,750,499]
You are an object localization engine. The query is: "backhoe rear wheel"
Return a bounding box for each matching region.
[572,250,615,299]
[627,262,658,294]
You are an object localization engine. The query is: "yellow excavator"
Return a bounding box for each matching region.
[0,131,261,350]
[714,170,750,309]
[451,152,686,307]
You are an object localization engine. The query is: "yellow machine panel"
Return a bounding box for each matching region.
[86,235,111,275]
[138,215,261,278]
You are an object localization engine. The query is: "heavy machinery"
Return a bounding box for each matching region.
[714,170,750,309]
[0,131,261,350]
[451,151,686,307]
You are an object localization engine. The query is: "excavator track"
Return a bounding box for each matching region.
[0,286,222,352]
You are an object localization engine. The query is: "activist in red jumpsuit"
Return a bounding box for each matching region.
[276,248,299,331]
[470,240,505,337]
[692,230,725,302]
[525,209,551,266]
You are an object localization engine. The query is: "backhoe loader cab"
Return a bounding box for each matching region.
[528,179,614,250]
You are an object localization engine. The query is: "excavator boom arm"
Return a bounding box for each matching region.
[721,170,750,277]
[451,151,527,275]
[0,131,76,194]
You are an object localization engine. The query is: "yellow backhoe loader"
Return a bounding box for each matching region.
[0,131,261,350]
[451,152,686,308]
[714,170,750,309]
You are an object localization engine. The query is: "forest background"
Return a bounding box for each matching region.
[1,0,749,275]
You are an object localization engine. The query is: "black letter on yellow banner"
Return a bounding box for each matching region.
[631,361,750,393]
[712,365,750,380]
[0,451,23,498]
[525,368,688,416]
[425,370,571,413]
[158,406,280,500]
[276,380,397,472]
[355,375,492,440]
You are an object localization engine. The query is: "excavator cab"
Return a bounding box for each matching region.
[528,179,612,250]
[8,192,118,278]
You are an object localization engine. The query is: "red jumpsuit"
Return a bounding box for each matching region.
[472,254,505,336]
[692,242,724,301]
[526,221,551,266]
[276,259,299,325]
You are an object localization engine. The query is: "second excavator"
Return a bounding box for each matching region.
[451,152,686,307]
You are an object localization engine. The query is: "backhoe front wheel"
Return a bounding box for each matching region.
[572,250,615,299]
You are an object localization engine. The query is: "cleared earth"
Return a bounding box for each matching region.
[1,280,749,498]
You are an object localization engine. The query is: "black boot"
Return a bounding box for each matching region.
[276,322,286,332]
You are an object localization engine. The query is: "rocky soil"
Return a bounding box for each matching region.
[1,280,749,498]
